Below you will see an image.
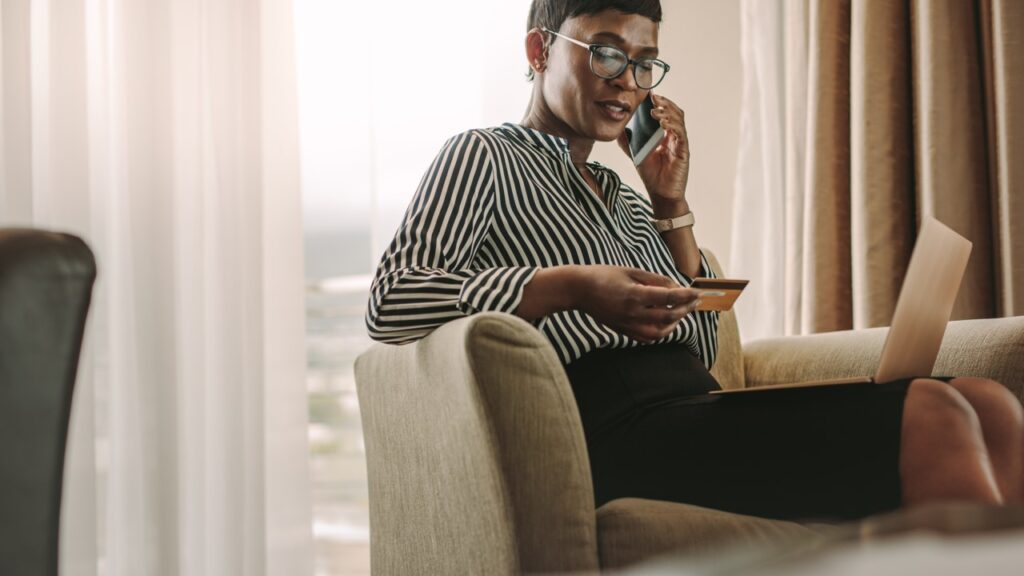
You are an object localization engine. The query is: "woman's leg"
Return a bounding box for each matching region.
[947,377,1024,502]
[588,380,925,521]
[900,378,1003,505]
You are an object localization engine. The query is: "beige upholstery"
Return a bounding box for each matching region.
[354,249,1024,574]
[595,498,823,570]
[744,316,1024,402]
[703,249,745,391]
[355,313,599,575]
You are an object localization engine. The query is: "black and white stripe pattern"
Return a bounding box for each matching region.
[366,123,719,368]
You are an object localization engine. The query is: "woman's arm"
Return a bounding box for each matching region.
[650,197,702,279]
[516,264,702,344]
[366,131,538,343]
[625,94,720,366]
[624,93,704,280]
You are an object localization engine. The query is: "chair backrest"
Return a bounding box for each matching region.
[0,229,96,576]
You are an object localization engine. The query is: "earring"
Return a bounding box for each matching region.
[535,60,546,72]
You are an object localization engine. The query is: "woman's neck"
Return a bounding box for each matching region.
[521,95,595,168]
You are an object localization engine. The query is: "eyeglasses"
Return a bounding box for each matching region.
[542,28,670,90]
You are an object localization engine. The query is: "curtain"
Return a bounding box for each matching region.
[731,0,789,342]
[732,0,1024,340]
[0,1,312,575]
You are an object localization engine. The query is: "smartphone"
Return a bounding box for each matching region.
[691,278,749,311]
[625,93,664,166]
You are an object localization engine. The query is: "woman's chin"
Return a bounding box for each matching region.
[591,122,626,142]
[602,131,627,143]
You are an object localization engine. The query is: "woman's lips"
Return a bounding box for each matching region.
[596,100,630,121]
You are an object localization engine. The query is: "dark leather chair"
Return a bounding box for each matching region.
[0,229,96,576]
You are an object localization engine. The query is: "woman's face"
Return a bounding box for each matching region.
[541,10,659,142]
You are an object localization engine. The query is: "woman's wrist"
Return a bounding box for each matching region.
[651,197,690,219]
[516,265,585,320]
[563,265,589,312]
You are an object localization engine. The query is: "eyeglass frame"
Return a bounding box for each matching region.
[541,28,670,90]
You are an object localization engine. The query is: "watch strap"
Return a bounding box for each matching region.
[653,212,695,233]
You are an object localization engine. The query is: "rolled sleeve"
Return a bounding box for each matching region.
[457,266,540,315]
[366,130,504,343]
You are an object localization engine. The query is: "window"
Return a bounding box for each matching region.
[293,1,531,573]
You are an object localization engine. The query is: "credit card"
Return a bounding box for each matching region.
[691,278,748,311]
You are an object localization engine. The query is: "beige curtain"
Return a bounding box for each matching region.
[783,0,1023,335]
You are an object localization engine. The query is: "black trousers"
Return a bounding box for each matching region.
[564,344,919,522]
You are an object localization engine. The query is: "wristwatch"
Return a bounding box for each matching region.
[653,212,695,233]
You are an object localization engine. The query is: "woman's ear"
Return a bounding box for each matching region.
[525,27,549,74]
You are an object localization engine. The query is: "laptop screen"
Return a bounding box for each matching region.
[874,217,972,383]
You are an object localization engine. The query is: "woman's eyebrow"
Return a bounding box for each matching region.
[589,31,659,56]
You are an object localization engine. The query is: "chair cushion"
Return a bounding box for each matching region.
[596,497,822,570]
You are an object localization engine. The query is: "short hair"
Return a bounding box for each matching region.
[525,0,663,81]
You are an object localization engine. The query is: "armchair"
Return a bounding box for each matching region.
[354,250,1024,574]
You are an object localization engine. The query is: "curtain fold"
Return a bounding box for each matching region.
[913,0,996,320]
[850,0,915,329]
[733,0,1023,341]
[731,0,786,342]
[783,0,809,337]
[801,0,853,334]
[0,1,312,574]
[982,0,1024,317]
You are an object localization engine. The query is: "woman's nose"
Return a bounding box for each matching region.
[609,64,639,91]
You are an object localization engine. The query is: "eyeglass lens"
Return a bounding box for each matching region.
[591,46,666,89]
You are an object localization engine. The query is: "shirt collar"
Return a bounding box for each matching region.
[497,122,618,204]
[499,122,571,157]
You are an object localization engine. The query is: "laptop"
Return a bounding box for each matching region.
[710,217,972,395]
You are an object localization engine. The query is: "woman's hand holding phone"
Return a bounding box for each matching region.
[617,93,691,213]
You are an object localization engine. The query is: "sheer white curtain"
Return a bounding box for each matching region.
[730,0,805,341]
[0,1,312,574]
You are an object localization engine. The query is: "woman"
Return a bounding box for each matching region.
[366,0,1023,521]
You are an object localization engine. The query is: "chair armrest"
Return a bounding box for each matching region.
[354,312,599,575]
[742,316,1024,402]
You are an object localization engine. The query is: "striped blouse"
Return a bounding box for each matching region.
[365,122,720,368]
